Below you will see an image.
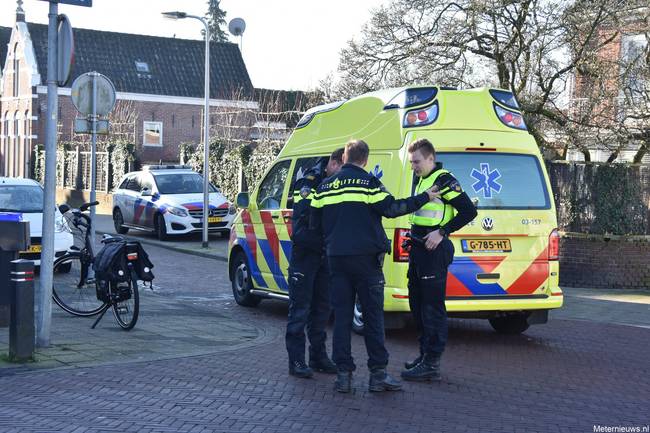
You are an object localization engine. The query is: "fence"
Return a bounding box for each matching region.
[547,161,650,235]
[34,147,111,192]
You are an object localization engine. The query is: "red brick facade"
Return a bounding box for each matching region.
[0,20,256,178]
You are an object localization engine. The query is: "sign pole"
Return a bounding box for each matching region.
[37,0,59,347]
[89,72,97,256]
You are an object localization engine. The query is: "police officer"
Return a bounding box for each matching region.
[310,139,439,393]
[286,148,344,378]
[401,138,477,382]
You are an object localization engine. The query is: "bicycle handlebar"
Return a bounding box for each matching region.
[79,201,100,212]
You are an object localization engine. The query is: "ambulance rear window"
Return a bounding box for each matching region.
[436,152,550,209]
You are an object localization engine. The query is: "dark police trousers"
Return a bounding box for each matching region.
[285,245,331,363]
[329,254,388,372]
[407,238,455,356]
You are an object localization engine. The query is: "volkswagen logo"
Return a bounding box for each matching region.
[481,217,494,231]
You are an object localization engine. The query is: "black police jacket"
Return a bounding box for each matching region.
[310,163,430,257]
[291,160,326,253]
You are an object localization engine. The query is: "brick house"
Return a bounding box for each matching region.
[568,6,649,163]
[0,6,256,178]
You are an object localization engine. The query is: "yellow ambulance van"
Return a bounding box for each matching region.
[228,86,563,334]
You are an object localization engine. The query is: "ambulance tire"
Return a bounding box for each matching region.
[231,250,262,307]
[489,313,530,334]
[352,298,364,335]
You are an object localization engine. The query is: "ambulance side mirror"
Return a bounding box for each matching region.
[236,192,249,209]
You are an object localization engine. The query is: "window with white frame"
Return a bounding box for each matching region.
[143,121,163,147]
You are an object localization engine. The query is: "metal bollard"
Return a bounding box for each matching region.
[9,259,35,362]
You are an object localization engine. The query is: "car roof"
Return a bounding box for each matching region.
[148,170,199,175]
[0,177,41,187]
[124,169,199,177]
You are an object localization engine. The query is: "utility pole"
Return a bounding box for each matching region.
[37,0,59,347]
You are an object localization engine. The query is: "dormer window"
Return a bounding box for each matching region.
[135,61,150,73]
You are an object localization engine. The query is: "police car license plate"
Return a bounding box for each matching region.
[20,244,42,254]
[461,239,511,253]
[208,216,222,223]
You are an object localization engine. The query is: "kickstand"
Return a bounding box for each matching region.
[91,304,111,329]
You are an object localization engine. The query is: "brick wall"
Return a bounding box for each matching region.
[35,95,206,163]
[559,233,650,289]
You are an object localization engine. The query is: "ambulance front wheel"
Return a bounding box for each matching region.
[489,313,530,334]
[231,250,262,307]
[352,298,364,335]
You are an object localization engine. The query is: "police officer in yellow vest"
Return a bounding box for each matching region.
[401,138,477,382]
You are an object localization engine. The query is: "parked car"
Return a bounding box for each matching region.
[112,165,236,240]
[0,177,73,265]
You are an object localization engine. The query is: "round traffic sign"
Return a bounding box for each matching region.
[70,72,116,116]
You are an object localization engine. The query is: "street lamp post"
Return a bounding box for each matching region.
[162,11,211,248]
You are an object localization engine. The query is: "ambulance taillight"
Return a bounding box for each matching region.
[493,103,527,130]
[393,228,410,262]
[403,102,439,128]
[548,229,560,261]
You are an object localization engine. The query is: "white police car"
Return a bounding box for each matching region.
[0,177,73,264]
[112,165,236,240]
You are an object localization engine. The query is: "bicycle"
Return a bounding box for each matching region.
[52,201,152,330]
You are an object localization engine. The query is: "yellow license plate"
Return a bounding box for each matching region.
[208,216,222,223]
[461,239,511,253]
[21,244,42,254]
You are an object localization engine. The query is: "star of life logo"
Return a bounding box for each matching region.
[471,163,502,198]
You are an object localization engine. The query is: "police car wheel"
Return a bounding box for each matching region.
[352,298,364,335]
[155,214,170,241]
[489,313,530,334]
[113,208,129,234]
[231,250,261,307]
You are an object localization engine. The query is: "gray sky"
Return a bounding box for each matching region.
[0,0,383,91]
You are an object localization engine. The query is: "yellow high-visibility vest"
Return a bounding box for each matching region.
[409,168,460,227]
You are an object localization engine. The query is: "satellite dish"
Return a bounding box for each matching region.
[228,18,246,37]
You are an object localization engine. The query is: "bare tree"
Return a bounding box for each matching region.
[329,0,648,161]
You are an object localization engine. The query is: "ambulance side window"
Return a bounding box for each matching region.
[286,157,322,208]
[257,160,291,210]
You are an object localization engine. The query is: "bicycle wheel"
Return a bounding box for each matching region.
[112,274,140,330]
[52,254,105,317]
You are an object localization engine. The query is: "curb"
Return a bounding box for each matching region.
[96,230,228,262]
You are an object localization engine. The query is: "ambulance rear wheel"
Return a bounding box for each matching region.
[489,313,530,334]
[352,298,364,335]
[231,250,261,307]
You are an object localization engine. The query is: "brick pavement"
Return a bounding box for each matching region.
[0,313,648,432]
[0,244,648,432]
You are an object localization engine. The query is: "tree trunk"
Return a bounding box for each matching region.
[581,148,591,162]
[606,150,619,163]
[632,142,648,163]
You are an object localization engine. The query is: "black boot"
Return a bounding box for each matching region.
[289,360,313,378]
[368,368,402,392]
[309,356,337,374]
[334,371,353,393]
[400,353,441,382]
[404,353,423,370]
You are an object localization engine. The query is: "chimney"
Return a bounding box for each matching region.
[16,0,25,23]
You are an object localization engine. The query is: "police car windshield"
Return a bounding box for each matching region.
[0,185,44,213]
[153,173,217,194]
[436,152,550,209]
